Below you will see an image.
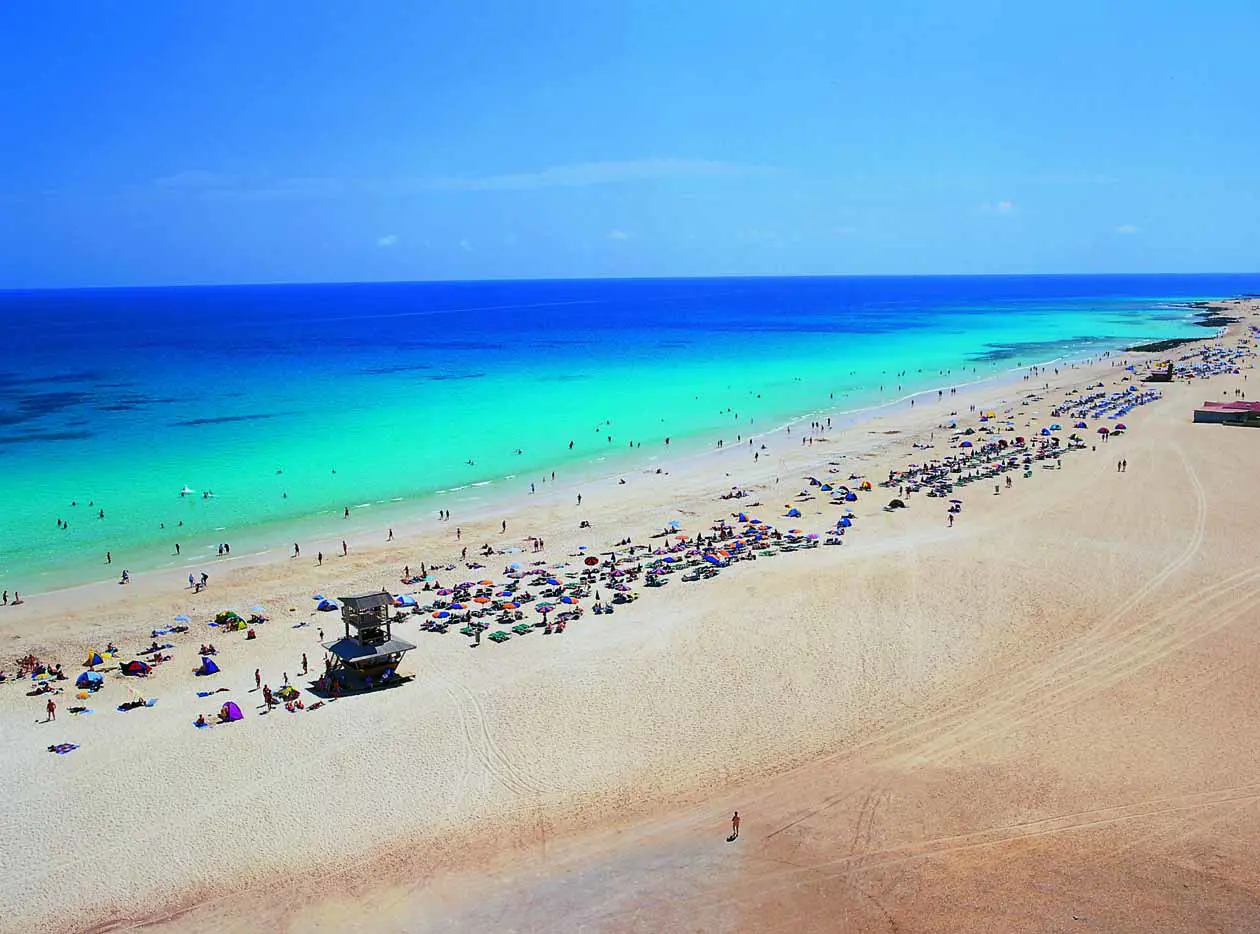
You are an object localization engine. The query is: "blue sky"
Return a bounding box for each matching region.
[2,1,1258,288]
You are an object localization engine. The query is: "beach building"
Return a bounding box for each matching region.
[322,591,415,689]
[1193,401,1260,426]
[1144,362,1174,383]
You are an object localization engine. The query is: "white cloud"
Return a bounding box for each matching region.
[977,200,1016,215]
[153,170,237,190]
[376,234,399,248]
[1115,224,1140,235]
[607,229,631,240]
[416,158,772,192]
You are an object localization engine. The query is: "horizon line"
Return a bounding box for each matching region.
[4,269,1260,296]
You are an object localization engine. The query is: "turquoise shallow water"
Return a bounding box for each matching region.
[0,273,1254,592]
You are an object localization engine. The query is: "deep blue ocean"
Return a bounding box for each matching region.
[2,273,1257,590]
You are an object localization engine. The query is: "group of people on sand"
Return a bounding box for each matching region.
[2,590,21,606]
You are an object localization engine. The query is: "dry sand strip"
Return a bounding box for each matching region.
[1,303,1255,934]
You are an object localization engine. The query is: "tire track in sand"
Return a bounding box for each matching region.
[442,677,543,798]
[766,444,1212,840]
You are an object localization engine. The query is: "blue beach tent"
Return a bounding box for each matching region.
[316,599,339,612]
[196,657,220,676]
[76,671,104,690]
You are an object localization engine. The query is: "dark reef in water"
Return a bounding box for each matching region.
[967,337,1099,364]
[173,412,293,427]
[0,429,94,446]
[1182,302,1242,328]
[1127,337,1207,353]
[1127,301,1244,352]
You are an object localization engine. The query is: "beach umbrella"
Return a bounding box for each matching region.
[436,588,453,596]
[1097,427,1110,434]
[559,595,578,604]
[502,602,520,610]
[1115,422,1127,430]
[703,554,723,566]
[478,579,494,586]
[1075,421,1087,428]
[584,556,599,566]
[432,610,451,619]
[84,652,104,668]
[960,441,973,447]
[545,578,562,586]
[448,602,466,611]
[473,596,491,604]
[76,670,104,689]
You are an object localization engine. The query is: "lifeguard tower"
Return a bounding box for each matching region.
[322,591,415,690]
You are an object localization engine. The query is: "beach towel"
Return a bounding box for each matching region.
[194,720,212,729]
[69,707,94,715]
[48,743,79,755]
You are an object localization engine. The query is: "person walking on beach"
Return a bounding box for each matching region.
[255,669,261,690]
[293,543,300,558]
[175,543,180,555]
[317,552,323,566]
[1121,459,1127,472]
[341,540,348,557]
[730,811,740,840]
[387,528,394,541]
[46,698,56,722]
[301,653,308,675]
[2,591,7,605]
[456,527,461,540]
[106,551,111,564]
[188,573,195,589]
[948,513,954,528]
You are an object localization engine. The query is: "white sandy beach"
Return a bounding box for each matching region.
[1,302,1257,933]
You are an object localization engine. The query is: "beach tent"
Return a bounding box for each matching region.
[316,599,339,612]
[220,701,243,722]
[215,610,243,625]
[393,594,417,607]
[84,652,104,668]
[196,657,220,676]
[786,508,802,518]
[121,660,151,676]
[76,670,104,690]
[887,499,907,509]
[844,492,858,502]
